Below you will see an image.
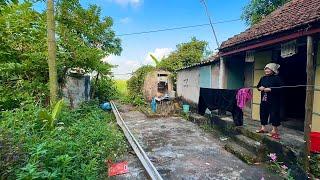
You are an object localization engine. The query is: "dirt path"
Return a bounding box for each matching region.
[116,104,279,180]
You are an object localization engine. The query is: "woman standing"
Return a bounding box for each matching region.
[256,63,282,140]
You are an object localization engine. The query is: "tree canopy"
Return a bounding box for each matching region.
[241,0,291,26]
[56,0,122,76]
[0,0,122,110]
[158,37,208,72]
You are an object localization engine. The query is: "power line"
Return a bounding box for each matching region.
[116,18,241,37]
[200,0,220,48]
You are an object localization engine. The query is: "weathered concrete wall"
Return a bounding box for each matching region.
[219,57,228,89]
[62,75,90,108]
[252,51,272,120]
[199,65,212,88]
[143,70,173,102]
[211,63,220,89]
[244,62,254,117]
[177,67,200,104]
[312,41,320,132]
[143,71,158,102]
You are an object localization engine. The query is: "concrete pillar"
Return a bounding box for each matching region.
[219,57,226,89]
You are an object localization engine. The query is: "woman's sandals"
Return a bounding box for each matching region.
[267,132,281,140]
[256,129,280,140]
[255,129,268,133]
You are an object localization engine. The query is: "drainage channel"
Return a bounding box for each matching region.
[110,101,163,180]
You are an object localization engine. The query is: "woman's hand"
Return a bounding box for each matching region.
[264,88,271,92]
[258,86,265,91]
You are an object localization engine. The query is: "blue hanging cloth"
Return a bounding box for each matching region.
[151,97,157,113]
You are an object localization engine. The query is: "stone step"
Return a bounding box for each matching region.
[210,115,308,179]
[189,113,209,126]
[224,141,260,164]
[189,114,308,179]
[234,134,264,154]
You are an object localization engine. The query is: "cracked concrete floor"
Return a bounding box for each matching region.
[114,104,280,180]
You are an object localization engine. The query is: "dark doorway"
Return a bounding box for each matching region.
[277,46,306,130]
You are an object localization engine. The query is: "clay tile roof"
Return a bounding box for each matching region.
[220,0,320,50]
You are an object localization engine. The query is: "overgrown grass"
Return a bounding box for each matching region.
[115,79,128,96]
[0,100,128,179]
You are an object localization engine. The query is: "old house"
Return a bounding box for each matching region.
[143,69,174,101]
[176,1,320,176]
[218,0,320,133]
[177,0,320,133]
[176,54,220,106]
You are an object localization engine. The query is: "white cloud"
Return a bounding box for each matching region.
[102,55,141,79]
[119,17,131,24]
[144,48,173,65]
[101,48,172,79]
[109,0,142,7]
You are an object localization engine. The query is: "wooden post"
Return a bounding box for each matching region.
[47,0,58,105]
[304,36,316,173]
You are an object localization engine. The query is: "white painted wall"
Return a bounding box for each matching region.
[177,67,200,104]
[211,63,220,89]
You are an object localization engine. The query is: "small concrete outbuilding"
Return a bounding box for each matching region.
[142,69,174,102]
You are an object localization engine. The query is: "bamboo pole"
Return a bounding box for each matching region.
[304,36,316,173]
[47,0,58,105]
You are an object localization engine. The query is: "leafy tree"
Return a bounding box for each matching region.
[55,0,122,101]
[241,0,291,26]
[0,0,18,7]
[56,0,122,77]
[0,1,122,110]
[156,37,208,90]
[0,2,49,109]
[159,37,208,72]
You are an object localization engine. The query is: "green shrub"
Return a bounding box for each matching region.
[115,80,128,96]
[92,77,119,102]
[0,80,49,111]
[126,65,154,106]
[311,154,320,178]
[0,101,127,179]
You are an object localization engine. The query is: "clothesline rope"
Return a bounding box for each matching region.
[250,84,317,89]
[181,84,320,89]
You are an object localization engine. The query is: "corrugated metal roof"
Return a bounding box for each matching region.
[176,54,220,71]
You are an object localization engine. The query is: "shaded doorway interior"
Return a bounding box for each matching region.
[275,46,307,131]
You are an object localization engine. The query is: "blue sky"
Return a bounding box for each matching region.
[36,0,250,79]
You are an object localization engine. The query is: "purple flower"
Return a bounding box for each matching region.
[268,153,277,162]
[281,165,288,170]
[260,177,265,180]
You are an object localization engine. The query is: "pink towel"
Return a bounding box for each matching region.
[236,88,252,110]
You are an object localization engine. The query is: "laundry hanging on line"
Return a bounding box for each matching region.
[198,88,244,126]
[236,88,252,110]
